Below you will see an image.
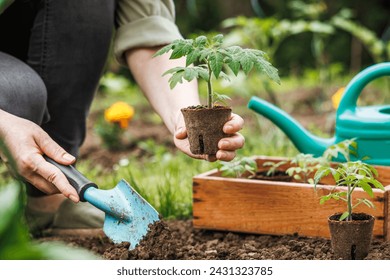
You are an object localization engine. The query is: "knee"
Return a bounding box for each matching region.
[0,52,47,124]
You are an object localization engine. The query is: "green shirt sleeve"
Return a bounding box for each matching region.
[114,0,183,65]
[0,0,14,14]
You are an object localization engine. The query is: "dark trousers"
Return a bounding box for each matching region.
[0,0,115,195]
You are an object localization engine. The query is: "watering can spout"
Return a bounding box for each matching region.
[248,96,335,156]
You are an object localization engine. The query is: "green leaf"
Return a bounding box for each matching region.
[228,60,240,76]
[358,181,374,197]
[196,65,210,81]
[167,70,185,89]
[253,55,280,84]
[239,52,254,75]
[370,178,385,191]
[339,212,350,221]
[194,35,208,47]
[314,166,331,184]
[186,48,200,66]
[319,194,332,204]
[153,44,174,57]
[213,92,231,106]
[0,182,20,236]
[212,34,224,45]
[199,49,212,63]
[209,51,224,79]
[183,68,199,81]
[358,198,374,209]
[293,174,301,180]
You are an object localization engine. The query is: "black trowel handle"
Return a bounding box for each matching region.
[44,155,98,202]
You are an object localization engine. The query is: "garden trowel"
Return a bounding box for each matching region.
[45,156,159,250]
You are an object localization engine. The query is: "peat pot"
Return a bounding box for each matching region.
[328,213,375,260]
[181,106,231,155]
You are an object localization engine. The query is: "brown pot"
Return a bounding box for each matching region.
[181,106,231,155]
[328,212,374,260]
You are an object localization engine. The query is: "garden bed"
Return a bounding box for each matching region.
[193,156,390,240]
[39,219,390,260]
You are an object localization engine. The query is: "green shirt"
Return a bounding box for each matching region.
[0,0,183,65]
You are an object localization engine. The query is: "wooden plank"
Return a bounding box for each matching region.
[193,156,390,240]
[385,186,390,241]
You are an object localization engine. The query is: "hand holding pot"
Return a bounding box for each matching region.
[174,112,245,162]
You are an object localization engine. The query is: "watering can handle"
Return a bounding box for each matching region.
[338,62,390,113]
[44,155,98,202]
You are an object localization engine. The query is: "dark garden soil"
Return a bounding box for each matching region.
[249,170,293,182]
[40,219,390,260]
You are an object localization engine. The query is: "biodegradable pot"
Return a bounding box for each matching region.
[181,106,231,155]
[328,212,375,260]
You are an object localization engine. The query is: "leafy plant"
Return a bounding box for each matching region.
[218,157,257,178]
[286,153,324,184]
[262,160,288,177]
[322,137,358,162]
[314,161,385,221]
[154,34,280,108]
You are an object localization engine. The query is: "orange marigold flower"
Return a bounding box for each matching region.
[104,101,135,129]
[332,87,345,109]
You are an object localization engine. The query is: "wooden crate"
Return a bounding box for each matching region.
[193,156,390,240]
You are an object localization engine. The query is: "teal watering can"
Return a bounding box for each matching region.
[248,62,390,165]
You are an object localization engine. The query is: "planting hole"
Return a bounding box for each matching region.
[351,244,357,260]
[198,135,204,154]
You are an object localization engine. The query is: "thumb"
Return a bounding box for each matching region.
[35,132,75,165]
[175,126,187,140]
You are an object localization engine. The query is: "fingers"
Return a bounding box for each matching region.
[218,133,245,151]
[223,113,244,134]
[215,132,245,161]
[216,150,236,161]
[35,131,76,165]
[19,153,80,202]
[174,126,187,140]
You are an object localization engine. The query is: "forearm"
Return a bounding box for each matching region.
[125,47,200,134]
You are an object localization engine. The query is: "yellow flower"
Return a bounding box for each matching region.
[331,87,345,109]
[104,101,135,129]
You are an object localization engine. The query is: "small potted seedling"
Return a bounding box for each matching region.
[154,34,280,155]
[314,160,385,259]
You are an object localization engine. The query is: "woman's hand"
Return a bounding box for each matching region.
[174,113,245,161]
[0,111,79,202]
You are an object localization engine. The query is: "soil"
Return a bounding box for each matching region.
[249,170,292,182]
[40,220,390,260]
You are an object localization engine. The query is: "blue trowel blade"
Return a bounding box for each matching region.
[83,179,159,250]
